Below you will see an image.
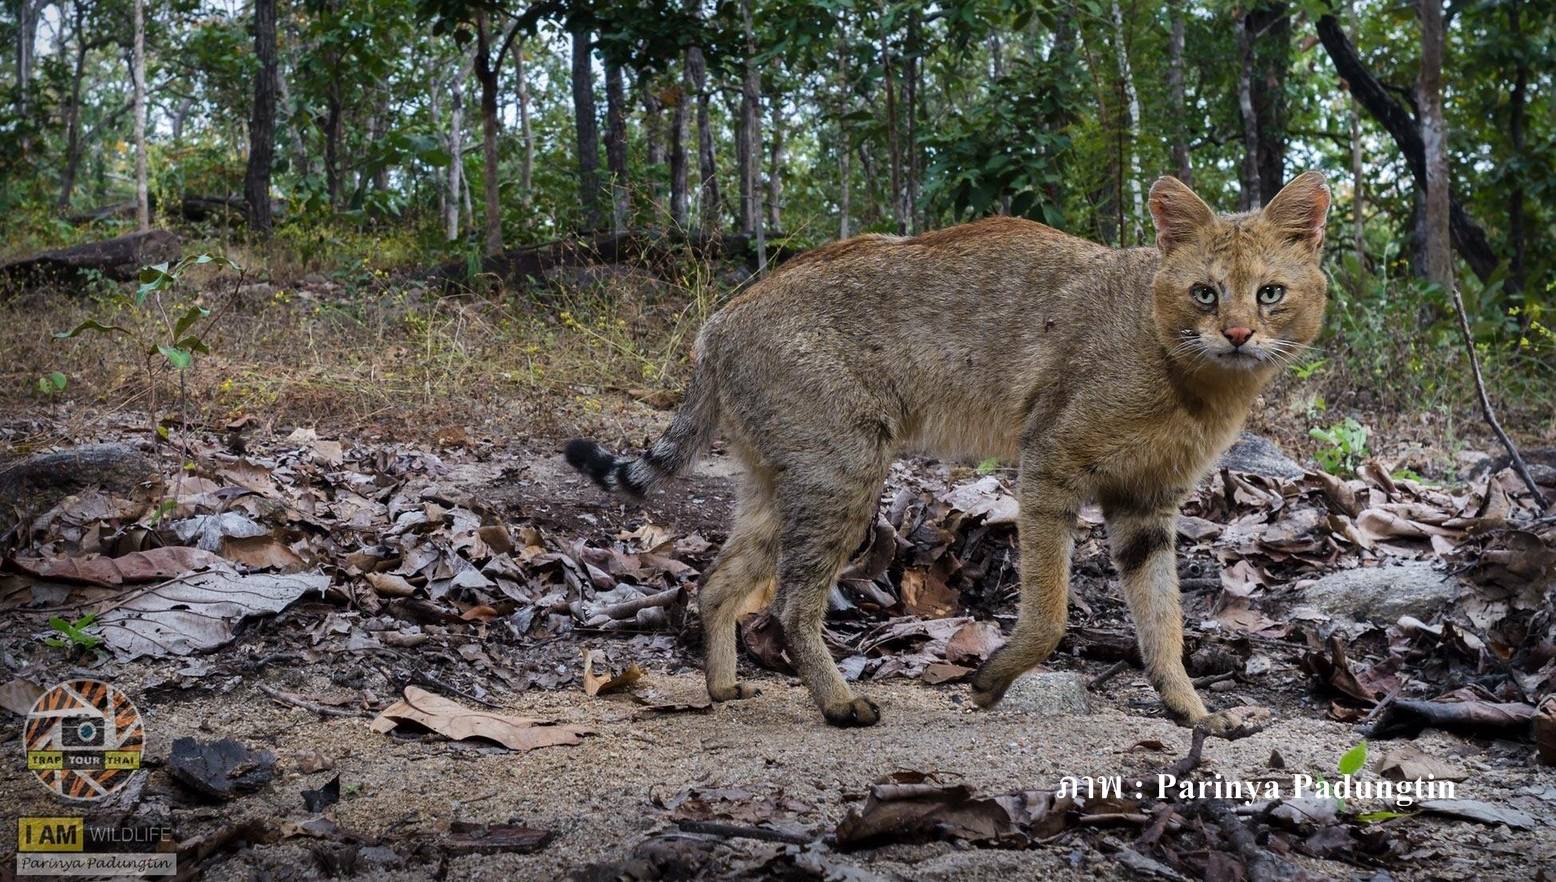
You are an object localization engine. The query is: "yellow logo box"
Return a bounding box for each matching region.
[18,817,84,852]
[104,751,141,770]
[26,752,63,770]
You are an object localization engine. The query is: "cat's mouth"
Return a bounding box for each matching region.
[1215,348,1267,369]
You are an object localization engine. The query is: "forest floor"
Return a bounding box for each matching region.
[1,256,1554,880]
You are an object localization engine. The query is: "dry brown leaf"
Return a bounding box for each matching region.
[921,662,972,685]
[369,686,592,751]
[365,572,418,597]
[900,567,959,618]
[582,648,644,696]
[11,546,228,587]
[221,535,306,571]
[944,620,1002,665]
[1374,744,1469,782]
[1537,698,1556,767]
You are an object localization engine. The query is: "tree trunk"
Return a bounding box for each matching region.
[881,5,902,234]
[474,14,508,255]
[1418,0,1451,289]
[641,76,667,219]
[740,0,764,266]
[245,0,277,235]
[16,0,39,150]
[1315,14,1495,282]
[1110,0,1143,242]
[1166,0,1191,184]
[132,0,149,231]
[324,85,343,209]
[668,75,689,227]
[1506,4,1527,295]
[904,8,920,234]
[1235,10,1261,210]
[604,60,630,235]
[58,11,89,210]
[571,26,601,231]
[446,72,465,241]
[1250,3,1290,205]
[767,102,783,231]
[836,24,851,239]
[686,45,719,233]
[514,42,534,205]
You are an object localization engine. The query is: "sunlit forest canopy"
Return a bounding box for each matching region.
[2,0,1552,411]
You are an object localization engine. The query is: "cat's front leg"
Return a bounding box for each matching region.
[1102,494,1209,724]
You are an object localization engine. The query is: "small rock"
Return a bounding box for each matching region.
[1218,433,1306,479]
[995,672,1090,715]
[1296,561,1457,625]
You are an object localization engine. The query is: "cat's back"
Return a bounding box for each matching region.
[723,216,1110,322]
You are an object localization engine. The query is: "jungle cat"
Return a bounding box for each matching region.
[566,171,1330,731]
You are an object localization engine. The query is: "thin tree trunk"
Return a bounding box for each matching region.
[836,24,851,239]
[904,9,920,234]
[1235,11,1260,210]
[1419,0,1451,289]
[740,0,764,266]
[17,0,39,152]
[1110,0,1142,242]
[880,3,902,234]
[571,25,601,231]
[132,0,148,231]
[446,72,465,241]
[1348,92,1364,263]
[475,14,514,255]
[58,12,88,210]
[1167,0,1191,184]
[641,75,667,218]
[605,60,629,234]
[1505,4,1527,295]
[324,85,342,209]
[687,45,719,233]
[514,42,533,205]
[767,102,783,231]
[245,0,277,234]
[1250,3,1290,206]
[668,73,689,227]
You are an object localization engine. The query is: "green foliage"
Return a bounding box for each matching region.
[43,613,103,651]
[34,371,68,398]
[1337,739,1368,776]
[1310,417,1371,476]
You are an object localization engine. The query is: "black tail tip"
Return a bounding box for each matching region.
[564,438,612,474]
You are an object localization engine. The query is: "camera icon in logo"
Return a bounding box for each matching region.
[60,715,108,749]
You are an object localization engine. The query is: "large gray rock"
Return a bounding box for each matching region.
[1218,433,1306,479]
[995,672,1091,715]
[1296,561,1458,625]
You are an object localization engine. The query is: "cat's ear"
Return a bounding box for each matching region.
[1149,176,1215,254]
[1262,171,1331,252]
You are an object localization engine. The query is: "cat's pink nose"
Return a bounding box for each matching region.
[1223,327,1254,347]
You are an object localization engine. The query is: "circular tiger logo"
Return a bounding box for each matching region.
[24,679,144,801]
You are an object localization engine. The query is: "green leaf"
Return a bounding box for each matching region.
[158,345,193,371]
[1338,739,1368,776]
[48,371,67,391]
[173,305,210,338]
[1356,810,1411,824]
[55,319,130,339]
[976,457,1000,475]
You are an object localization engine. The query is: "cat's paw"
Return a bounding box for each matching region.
[822,697,881,728]
[708,683,762,702]
[1194,705,1272,740]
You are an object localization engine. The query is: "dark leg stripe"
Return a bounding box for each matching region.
[1117,525,1172,574]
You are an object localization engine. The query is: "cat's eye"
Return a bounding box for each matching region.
[1257,284,1286,305]
[1190,285,1217,307]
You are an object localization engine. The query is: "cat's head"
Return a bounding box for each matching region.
[1148,171,1330,374]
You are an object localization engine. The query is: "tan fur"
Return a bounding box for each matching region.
[567,172,1331,729]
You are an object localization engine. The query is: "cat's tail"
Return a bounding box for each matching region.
[563,355,720,499]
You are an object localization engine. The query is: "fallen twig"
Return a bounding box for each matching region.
[675,819,814,844]
[1446,283,1548,511]
[1165,727,1209,779]
[258,685,363,718]
[1088,660,1130,691]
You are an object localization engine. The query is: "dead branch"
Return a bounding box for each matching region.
[1446,283,1548,511]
